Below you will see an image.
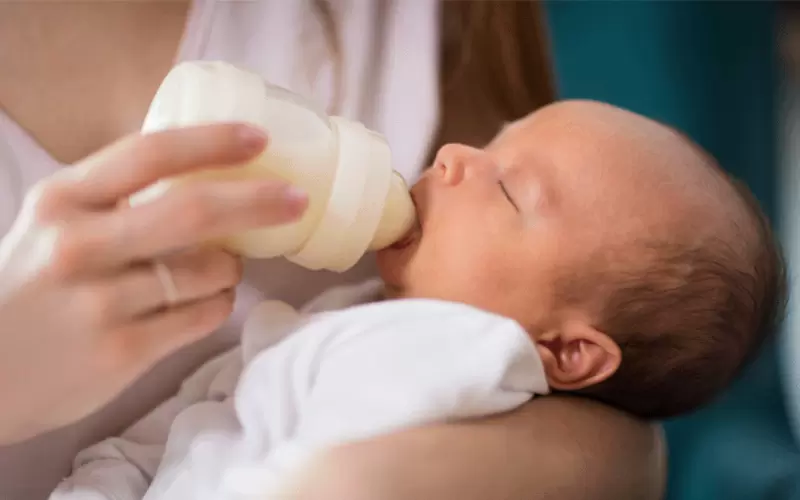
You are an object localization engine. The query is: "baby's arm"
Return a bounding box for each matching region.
[49,347,241,500]
[226,300,549,496]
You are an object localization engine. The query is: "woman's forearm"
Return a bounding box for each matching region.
[283,396,665,500]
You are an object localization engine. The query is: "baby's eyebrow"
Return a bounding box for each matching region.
[486,122,517,149]
[487,122,517,146]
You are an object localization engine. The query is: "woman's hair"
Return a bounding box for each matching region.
[311,0,556,161]
[433,1,556,153]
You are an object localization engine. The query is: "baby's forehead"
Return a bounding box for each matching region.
[493,104,735,233]
[492,104,707,185]
[494,102,667,150]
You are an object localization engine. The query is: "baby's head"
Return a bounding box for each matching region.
[377,100,785,419]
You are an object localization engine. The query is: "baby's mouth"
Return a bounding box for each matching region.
[389,190,422,250]
[390,219,421,250]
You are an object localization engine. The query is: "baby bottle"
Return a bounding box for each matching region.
[130,61,416,272]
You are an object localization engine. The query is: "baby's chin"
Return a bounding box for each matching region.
[375,246,411,291]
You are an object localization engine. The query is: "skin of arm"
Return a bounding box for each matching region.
[278,396,666,500]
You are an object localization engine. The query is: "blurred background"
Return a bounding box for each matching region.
[541,1,796,498]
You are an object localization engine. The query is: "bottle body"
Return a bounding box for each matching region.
[131,61,416,272]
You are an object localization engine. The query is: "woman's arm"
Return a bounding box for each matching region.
[282,396,665,500]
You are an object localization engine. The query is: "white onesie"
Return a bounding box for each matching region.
[50,281,549,500]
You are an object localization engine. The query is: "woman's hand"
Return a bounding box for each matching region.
[0,123,307,444]
[280,397,666,500]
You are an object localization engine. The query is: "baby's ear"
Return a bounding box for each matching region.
[534,321,621,391]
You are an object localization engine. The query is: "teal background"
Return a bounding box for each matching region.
[543,2,798,498]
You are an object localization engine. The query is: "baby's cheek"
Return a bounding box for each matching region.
[436,247,501,296]
[404,243,461,295]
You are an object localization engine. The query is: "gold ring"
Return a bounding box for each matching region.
[153,259,179,307]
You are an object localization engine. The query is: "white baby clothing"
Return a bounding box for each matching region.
[50,282,548,500]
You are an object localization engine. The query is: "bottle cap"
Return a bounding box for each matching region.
[287,117,417,271]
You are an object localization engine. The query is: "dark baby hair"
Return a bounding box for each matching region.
[564,173,787,420]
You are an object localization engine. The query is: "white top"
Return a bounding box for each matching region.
[49,282,547,500]
[0,1,440,498]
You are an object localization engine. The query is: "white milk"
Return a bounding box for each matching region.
[131,61,416,272]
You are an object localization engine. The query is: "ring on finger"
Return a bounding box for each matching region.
[153,258,180,307]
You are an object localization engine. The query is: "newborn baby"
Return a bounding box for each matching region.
[51,101,784,500]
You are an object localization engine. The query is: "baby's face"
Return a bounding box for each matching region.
[377,100,714,330]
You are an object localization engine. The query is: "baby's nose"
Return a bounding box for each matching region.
[433,144,481,185]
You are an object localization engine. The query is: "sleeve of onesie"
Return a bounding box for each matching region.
[225,299,549,497]
[48,347,243,500]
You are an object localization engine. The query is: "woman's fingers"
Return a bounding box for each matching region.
[111,177,307,262]
[69,123,268,206]
[51,178,307,273]
[111,289,237,372]
[93,248,243,321]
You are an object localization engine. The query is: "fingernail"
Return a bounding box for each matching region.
[238,125,268,151]
[283,185,308,207]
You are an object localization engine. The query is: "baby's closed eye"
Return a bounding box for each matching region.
[498,180,520,212]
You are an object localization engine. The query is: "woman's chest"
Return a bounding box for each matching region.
[0,2,189,165]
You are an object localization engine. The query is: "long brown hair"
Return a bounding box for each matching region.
[434,1,556,153]
[312,0,556,162]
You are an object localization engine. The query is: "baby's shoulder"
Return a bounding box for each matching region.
[336,297,513,321]
[306,299,541,386]
[316,297,528,347]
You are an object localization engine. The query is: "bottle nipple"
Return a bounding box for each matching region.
[369,173,417,250]
[286,117,419,272]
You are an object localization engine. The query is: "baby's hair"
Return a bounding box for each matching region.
[558,158,787,420]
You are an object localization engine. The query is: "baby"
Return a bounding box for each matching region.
[51,101,785,500]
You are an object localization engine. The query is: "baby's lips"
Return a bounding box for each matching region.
[389,222,420,250]
[389,190,423,250]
